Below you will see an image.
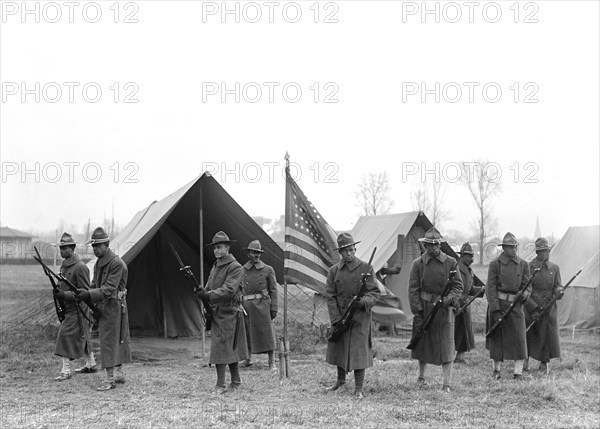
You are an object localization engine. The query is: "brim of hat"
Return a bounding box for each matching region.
[334,241,361,250]
[418,238,446,243]
[535,246,550,251]
[498,243,518,246]
[85,238,110,245]
[206,240,236,247]
[458,251,474,255]
[245,248,265,253]
[57,242,78,247]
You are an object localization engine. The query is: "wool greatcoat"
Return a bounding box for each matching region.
[89,249,132,368]
[409,252,463,365]
[524,258,562,362]
[326,257,380,372]
[454,260,484,353]
[206,253,249,365]
[241,261,277,354]
[54,254,93,359]
[485,252,531,361]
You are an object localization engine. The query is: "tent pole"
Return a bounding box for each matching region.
[199,175,206,358]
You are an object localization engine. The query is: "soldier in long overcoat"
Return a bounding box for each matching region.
[196,231,248,394]
[454,243,484,363]
[76,227,131,391]
[409,227,463,392]
[241,240,278,370]
[325,233,379,399]
[52,232,97,381]
[485,232,531,380]
[524,237,563,374]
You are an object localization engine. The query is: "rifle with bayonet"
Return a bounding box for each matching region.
[486,267,541,337]
[169,243,213,331]
[407,263,459,350]
[33,245,101,322]
[526,250,599,332]
[327,247,377,343]
[455,275,485,317]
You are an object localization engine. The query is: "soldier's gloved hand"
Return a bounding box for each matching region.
[351,299,365,310]
[75,289,91,303]
[442,296,454,308]
[62,291,76,303]
[531,308,542,320]
[54,289,65,300]
[491,310,502,324]
[270,311,277,320]
[196,288,209,302]
[556,287,565,300]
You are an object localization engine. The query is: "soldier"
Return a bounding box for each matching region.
[409,227,463,392]
[196,231,248,394]
[485,232,531,380]
[524,237,564,374]
[75,227,132,391]
[240,240,278,370]
[325,233,380,399]
[52,232,97,380]
[454,243,484,364]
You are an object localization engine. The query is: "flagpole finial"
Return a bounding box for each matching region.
[284,151,290,167]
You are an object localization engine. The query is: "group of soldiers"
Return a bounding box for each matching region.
[50,226,564,396]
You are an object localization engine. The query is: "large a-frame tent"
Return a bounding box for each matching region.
[551,225,599,329]
[87,173,284,337]
[351,211,482,316]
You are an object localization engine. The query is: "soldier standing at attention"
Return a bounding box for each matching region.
[524,237,564,374]
[325,233,380,399]
[76,227,131,391]
[52,232,97,381]
[196,231,249,394]
[454,243,484,364]
[485,232,531,380]
[241,240,278,371]
[409,227,463,392]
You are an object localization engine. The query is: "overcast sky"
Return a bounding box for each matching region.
[1,0,598,241]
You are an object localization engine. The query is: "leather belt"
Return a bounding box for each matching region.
[242,293,264,301]
[498,291,517,302]
[420,291,439,303]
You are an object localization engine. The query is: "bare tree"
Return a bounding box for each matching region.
[410,179,449,229]
[355,171,393,216]
[459,160,502,265]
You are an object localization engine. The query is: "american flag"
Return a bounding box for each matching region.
[284,163,338,293]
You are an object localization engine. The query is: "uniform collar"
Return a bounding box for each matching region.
[337,257,361,271]
[458,260,471,273]
[422,251,447,264]
[216,253,236,267]
[532,258,551,269]
[97,249,116,268]
[499,252,520,264]
[243,260,265,270]
[61,253,81,268]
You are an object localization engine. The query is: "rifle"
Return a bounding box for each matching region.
[486,267,541,338]
[34,248,66,323]
[526,250,599,332]
[169,243,213,331]
[454,273,486,317]
[327,247,377,343]
[33,246,101,323]
[407,263,459,350]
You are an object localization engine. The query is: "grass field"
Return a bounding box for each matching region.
[1,265,599,428]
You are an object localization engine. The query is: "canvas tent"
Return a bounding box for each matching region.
[351,211,481,317]
[87,173,284,338]
[551,225,599,329]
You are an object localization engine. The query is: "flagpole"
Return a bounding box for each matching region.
[199,174,206,358]
[283,153,290,378]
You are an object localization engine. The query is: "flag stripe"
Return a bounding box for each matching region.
[284,250,329,277]
[285,228,335,264]
[284,236,333,274]
[284,267,327,291]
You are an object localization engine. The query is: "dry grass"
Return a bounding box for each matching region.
[1,265,599,428]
